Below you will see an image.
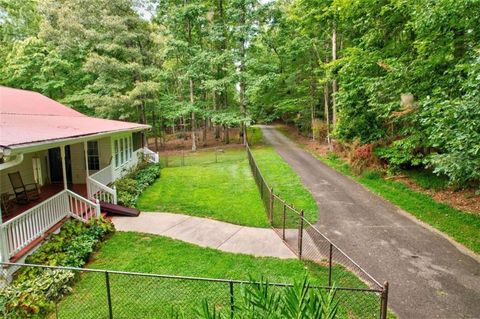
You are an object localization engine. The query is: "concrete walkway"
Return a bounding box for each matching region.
[112,212,295,259]
[261,126,480,319]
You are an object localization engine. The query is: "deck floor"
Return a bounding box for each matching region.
[2,184,87,222]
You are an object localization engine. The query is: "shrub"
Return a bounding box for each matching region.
[1,217,115,317]
[115,163,161,207]
[348,141,378,174]
[0,270,74,318]
[194,276,338,319]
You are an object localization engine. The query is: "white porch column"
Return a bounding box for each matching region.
[60,145,68,190]
[0,206,8,263]
[84,141,90,198]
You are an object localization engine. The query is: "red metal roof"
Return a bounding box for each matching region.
[0,86,149,148]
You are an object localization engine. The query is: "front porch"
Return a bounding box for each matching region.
[2,184,87,223]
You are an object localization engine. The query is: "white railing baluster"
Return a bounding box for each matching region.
[0,189,99,258]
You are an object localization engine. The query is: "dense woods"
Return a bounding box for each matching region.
[1,0,479,185]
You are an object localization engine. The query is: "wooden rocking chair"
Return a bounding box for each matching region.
[8,171,40,204]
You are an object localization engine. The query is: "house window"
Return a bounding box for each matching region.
[113,135,134,168]
[124,137,128,160]
[115,140,119,167]
[120,139,124,164]
[87,141,100,171]
[129,136,133,157]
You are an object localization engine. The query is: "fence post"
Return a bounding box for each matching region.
[215,147,218,163]
[182,150,185,166]
[282,203,286,240]
[380,281,389,319]
[229,281,235,318]
[260,181,263,199]
[298,210,304,259]
[269,189,274,224]
[105,271,113,319]
[328,243,333,286]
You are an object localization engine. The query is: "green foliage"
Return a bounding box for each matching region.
[196,277,338,319]
[0,217,114,318]
[0,269,74,318]
[115,163,161,207]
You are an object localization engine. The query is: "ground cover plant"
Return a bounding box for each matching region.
[115,162,161,207]
[55,232,381,318]
[137,148,269,227]
[0,217,115,318]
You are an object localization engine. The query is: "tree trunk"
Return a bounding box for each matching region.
[324,83,331,144]
[332,26,338,128]
[238,1,247,145]
[190,79,197,151]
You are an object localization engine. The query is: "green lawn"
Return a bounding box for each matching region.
[56,232,381,318]
[247,127,319,224]
[318,152,480,254]
[137,148,269,227]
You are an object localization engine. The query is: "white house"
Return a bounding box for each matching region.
[0,86,158,264]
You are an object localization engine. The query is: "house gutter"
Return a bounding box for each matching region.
[6,126,150,156]
[0,153,24,171]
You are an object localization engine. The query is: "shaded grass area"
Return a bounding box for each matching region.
[402,168,449,190]
[56,232,381,318]
[137,148,269,227]
[321,153,480,254]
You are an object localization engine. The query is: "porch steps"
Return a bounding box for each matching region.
[100,202,140,217]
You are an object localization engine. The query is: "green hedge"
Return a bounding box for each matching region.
[115,163,161,207]
[0,217,115,318]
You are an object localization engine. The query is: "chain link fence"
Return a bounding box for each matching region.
[246,144,389,319]
[158,146,246,168]
[1,262,376,319]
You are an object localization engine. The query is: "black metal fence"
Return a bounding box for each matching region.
[246,144,389,319]
[1,262,378,319]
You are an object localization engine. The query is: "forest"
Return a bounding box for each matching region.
[1,0,479,186]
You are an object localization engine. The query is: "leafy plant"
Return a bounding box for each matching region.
[115,163,161,207]
[195,276,339,319]
[0,270,74,318]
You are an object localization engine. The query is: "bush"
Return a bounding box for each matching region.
[348,141,378,174]
[0,270,74,318]
[194,276,338,319]
[115,163,161,207]
[0,217,115,317]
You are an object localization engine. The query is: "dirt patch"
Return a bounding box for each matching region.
[148,128,242,152]
[277,124,480,215]
[394,176,480,214]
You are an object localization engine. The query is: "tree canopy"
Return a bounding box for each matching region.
[1,0,478,185]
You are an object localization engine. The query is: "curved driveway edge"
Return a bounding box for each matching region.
[260,125,480,319]
[111,212,295,259]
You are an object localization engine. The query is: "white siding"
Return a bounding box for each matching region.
[70,143,86,184]
[0,151,48,195]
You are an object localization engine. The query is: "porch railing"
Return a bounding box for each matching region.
[0,190,100,260]
[142,147,159,163]
[87,165,117,205]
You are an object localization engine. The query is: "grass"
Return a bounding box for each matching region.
[137,148,269,227]
[56,232,381,318]
[320,152,480,254]
[402,168,449,190]
[247,126,319,224]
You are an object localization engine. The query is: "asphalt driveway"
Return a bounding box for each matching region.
[260,125,480,319]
